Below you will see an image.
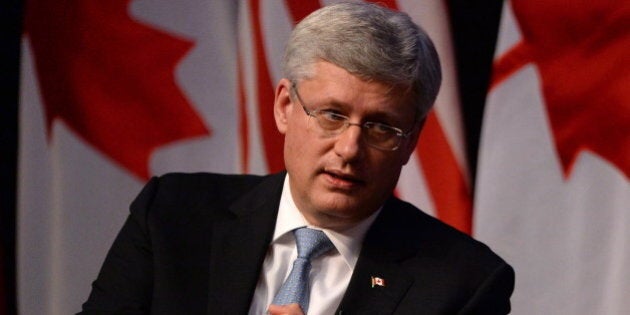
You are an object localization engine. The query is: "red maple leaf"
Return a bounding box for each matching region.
[492,0,630,179]
[25,0,211,180]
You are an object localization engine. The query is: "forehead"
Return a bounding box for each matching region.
[298,62,416,119]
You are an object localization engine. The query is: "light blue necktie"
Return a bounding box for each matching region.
[271,227,334,312]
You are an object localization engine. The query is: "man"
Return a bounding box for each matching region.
[81,2,514,314]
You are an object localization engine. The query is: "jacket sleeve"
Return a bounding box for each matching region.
[78,177,160,315]
[458,261,515,315]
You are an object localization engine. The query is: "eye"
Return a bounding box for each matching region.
[367,122,398,135]
[319,110,348,122]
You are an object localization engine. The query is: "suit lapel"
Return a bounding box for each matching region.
[336,197,418,314]
[206,173,285,314]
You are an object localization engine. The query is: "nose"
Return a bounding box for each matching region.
[333,123,364,163]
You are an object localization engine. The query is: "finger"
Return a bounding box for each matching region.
[267,303,305,315]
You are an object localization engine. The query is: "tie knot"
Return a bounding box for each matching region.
[294,227,334,260]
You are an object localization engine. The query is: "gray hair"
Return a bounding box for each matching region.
[282,2,442,119]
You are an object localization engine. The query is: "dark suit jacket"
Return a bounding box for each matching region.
[80,172,514,314]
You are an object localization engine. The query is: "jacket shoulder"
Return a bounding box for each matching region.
[130,172,281,224]
[374,197,512,283]
[385,197,505,262]
[157,172,268,199]
[367,198,514,313]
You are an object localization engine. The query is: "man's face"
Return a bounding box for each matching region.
[274,61,421,230]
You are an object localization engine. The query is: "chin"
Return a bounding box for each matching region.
[317,192,361,209]
[314,197,369,220]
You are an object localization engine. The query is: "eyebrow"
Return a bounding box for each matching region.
[324,101,407,127]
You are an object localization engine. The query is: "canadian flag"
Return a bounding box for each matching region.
[19,1,468,314]
[474,0,630,314]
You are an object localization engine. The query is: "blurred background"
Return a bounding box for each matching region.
[1,0,628,314]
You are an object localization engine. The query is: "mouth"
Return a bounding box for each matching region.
[321,169,365,189]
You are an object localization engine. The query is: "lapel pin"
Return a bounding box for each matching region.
[371,276,386,288]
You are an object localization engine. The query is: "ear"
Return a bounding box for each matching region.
[274,78,294,135]
[401,116,426,165]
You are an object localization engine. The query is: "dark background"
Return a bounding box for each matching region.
[0,1,502,314]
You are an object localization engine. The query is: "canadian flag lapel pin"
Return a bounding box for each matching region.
[371,276,386,288]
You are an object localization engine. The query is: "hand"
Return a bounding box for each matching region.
[267,303,305,315]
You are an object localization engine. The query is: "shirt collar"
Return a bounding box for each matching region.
[273,175,380,269]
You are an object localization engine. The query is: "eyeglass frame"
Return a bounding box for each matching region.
[289,82,417,151]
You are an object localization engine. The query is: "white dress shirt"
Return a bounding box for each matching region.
[248,176,379,315]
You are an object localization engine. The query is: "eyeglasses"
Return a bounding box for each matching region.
[291,83,414,151]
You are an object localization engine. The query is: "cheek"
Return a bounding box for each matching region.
[284,124,308,154]
[284,118,330,157]
[283,123,318,174]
